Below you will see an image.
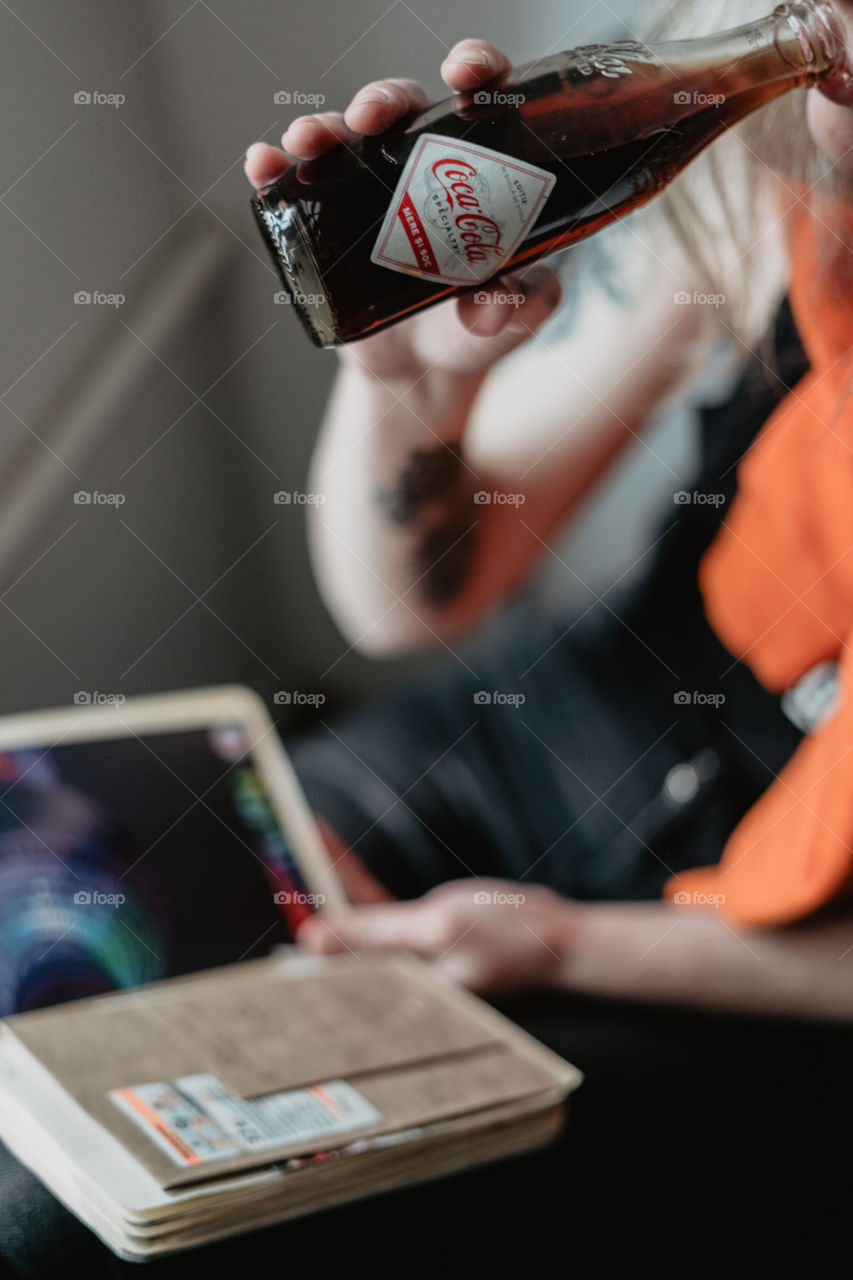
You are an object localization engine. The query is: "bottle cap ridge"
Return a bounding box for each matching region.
[780,1,853,100]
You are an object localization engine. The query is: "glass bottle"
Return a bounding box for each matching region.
[252,2,848,347]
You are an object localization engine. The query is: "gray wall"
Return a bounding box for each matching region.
[0,0,700,727]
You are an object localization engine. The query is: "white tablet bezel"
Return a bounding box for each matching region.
[0,684,347,911]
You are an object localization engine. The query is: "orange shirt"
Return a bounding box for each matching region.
[665,188,853,926]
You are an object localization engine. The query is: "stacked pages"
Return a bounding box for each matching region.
[0,950,582,1259]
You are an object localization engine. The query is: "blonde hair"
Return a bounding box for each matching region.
[640,0,853,350]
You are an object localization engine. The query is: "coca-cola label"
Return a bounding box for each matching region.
[370,133,555,286]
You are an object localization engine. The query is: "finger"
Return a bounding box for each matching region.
[244,141,291,188]
[297,901,437,956]
[457,265,562,340]
[434,949,487,993]
[343,77,429,134]
[440,39,513,92]
[282,111,355,160]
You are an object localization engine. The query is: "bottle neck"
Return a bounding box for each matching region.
[773,1,846,82]
[784,0,853,103]
[660,2,847,103]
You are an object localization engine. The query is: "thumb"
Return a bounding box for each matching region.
[457,264,562,348]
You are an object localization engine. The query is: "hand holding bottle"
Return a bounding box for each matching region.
[251,5,848,354]
[244,38,563,384]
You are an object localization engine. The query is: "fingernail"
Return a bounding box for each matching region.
[283,115,315,137]
[451,49,491,66]
[351,87,392,105]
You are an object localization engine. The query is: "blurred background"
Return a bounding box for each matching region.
[0,0,710,728]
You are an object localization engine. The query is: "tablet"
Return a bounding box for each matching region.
[0,686,346,1017]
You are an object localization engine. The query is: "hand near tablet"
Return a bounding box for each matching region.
[297,875,572,995]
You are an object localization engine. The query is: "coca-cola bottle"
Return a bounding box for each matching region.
[252,2,848,348]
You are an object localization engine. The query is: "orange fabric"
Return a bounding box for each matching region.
[664,186,853,925]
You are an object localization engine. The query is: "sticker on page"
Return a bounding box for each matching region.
[111,1074,382,1167]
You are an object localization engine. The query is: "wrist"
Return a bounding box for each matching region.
[539,895,588,991]
[550,898,701,1002]
[548,898,627,995]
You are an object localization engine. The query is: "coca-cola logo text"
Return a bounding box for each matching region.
[431,159,503,268]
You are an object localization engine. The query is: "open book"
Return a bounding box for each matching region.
[0,949,582,1260]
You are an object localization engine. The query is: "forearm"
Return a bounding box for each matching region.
[306,242,714,656]
[559,899,853,1022]
[307,361,488,653]
[306,343,678,654]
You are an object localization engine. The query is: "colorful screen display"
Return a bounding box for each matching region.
[0,724,317,1016]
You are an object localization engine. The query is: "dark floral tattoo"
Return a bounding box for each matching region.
[376,443,477,605]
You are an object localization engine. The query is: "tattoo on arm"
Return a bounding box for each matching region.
[544,222,639,342]
[376,444,478,606]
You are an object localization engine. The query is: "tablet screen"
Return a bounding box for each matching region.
[0,722,318,1016]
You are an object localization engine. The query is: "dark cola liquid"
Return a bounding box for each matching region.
[252,38,808,346]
